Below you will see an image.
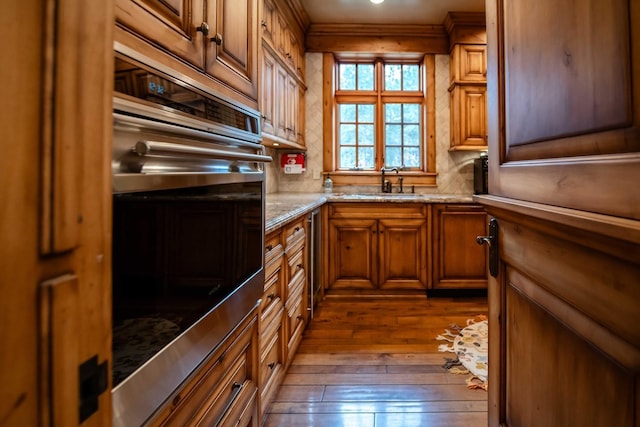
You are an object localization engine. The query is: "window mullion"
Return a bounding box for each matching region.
[375,60,384,169]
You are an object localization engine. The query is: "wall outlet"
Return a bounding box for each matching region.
[312,169,321,180]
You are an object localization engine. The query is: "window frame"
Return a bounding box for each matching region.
[323,53,437,188]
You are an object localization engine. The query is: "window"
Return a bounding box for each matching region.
[324,54,436,187]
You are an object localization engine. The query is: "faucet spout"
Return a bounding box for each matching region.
[381,167,399,193]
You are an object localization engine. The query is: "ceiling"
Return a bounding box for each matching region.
[299,0,485,26]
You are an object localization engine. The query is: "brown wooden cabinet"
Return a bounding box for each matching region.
[445,12,487,151]
[115,0,259,102]
[258,0,306,149]
[258,215,308,420]
[328,203,428,290]
[147,308,259,427]
[449,84,487,150]
[431,204,487,289]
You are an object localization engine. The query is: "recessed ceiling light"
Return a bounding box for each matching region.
[370,0,384,4]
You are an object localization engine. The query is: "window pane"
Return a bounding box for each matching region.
[358,147,375,169]
[403,125,420,145]
[340,104,356,122]
[357,64,374,90]
[403,104,420,123]
[384,64,402,90]
[385,147,402,167]
[358,104,374,122]
[339,147,356,168]
[385,124,402,145]
[404,147,421,167]
[358,124,374,146]
[402,65,420,90]
[385,104,402,123]
[340,124,356,144]
[339,64,356,90]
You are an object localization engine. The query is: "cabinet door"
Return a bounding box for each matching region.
[260,46,276,136]
[328,219,378,289]
[431,205,487,289]
[205,0,258,100]
[285,74,298,141]
[450,44,487,83]
[450,84,487,149]
[274,63,289,140]
[260,0,276,44]
[115,0,205,68]
[378,218,428,289]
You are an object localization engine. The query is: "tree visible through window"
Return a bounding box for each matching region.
[336,60,425,171]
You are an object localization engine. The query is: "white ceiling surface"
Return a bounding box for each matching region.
[300,0,485,25]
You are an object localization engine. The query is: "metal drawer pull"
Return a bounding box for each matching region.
[268,362,276,369]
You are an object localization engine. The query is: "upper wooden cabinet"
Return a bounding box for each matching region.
[450,44,487,83]
[445,12,488,151]
[115,0,259,103]
[259,0,306,149]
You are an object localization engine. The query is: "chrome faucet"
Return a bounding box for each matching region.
[380,167,398,193]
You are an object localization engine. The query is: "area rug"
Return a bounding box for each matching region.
[436,315,488,390]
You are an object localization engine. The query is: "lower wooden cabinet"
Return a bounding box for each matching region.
[431,204,488,289]
[147,307,259,427]
[327,203,428,290]
[258,216,308,421]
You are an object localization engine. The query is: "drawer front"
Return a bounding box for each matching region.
[195,355,249,426]
[218,381,258,427]
[329,203,427,219]
[283,219,306,250]
[264,232,283,279]
[286,246,305,283]
[259,317,283,387]
[285,285,306,356]
[260,272,283,327]
[151,314,257,427]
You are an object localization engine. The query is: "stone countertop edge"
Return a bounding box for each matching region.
[265,192,476,233]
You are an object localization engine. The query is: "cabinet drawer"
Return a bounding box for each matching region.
[329,203,427,219]
[283,219,306,251]
[150,314,256,426]
[259,316,284,388]
[286,246,305,282]
[285,278,306,356]
[264,232,283,279]
[260,272,284,328]
[196,356,250,426]
[217,380,258,427]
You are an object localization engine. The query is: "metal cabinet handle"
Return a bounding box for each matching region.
[196,22,210,36]
[210,33,223,46]
[265,244,273,251]
[267,293,276,300]
[268,362,276,369]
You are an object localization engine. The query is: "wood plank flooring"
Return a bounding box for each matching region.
[264,292,489,427]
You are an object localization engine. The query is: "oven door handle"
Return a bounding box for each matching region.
[134,140,272,163]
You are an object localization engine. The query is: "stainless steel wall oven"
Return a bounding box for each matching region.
[111,46,270,427]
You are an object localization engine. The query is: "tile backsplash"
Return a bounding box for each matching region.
[266,53,480,195]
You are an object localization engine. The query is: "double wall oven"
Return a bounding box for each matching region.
[111,46,270,426]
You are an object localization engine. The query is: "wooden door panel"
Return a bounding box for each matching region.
[115,0,204,67]
[486,0,640,220]
[503,270,636,427]
[206,0,258,100]
[503,0,631,147]
[378,218,427,289]
[328,219,377,289]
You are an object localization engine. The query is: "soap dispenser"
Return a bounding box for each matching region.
[323,174,333,193]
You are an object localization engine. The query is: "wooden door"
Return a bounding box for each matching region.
[2,0,113,425]
[274,63,289,140]
[377,218,428,290]
[206,0,258,100]
[328,219,378,290]
[480,0,640,426]
[115,0,205,67]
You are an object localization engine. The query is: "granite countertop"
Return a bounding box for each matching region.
[265,192,475,233]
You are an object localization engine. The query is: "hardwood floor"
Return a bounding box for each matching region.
[264,292,489,426]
